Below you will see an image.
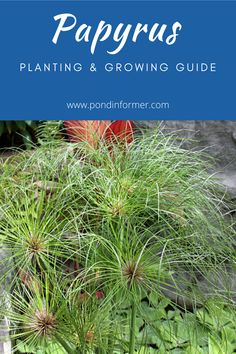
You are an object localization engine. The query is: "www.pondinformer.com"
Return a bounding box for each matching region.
[66,101,170,111]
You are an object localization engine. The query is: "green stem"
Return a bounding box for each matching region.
[129,301,137,354]
[55,334,78,354]
[96,348,107,354]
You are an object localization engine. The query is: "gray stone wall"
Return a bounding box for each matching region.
[137,121,236,198]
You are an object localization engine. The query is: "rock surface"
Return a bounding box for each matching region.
[0,249,11,353]
[137,120,236,197]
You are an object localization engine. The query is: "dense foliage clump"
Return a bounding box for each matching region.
[0,127,235,353]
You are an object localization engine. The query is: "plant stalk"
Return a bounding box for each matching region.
[129,301,137,354]
[55,334,78,354]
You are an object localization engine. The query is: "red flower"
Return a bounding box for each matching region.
[105,120,134,144]
[64,120,134,147]
[64,120,110,146]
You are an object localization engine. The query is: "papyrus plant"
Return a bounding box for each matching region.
[0,125,235,353]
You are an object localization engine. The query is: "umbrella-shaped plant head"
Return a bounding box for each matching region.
[0,123,235,354]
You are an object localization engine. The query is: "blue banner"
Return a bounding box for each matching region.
[0,1,235,120]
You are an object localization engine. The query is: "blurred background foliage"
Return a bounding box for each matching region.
[0,121,66,150]
[0,121,40,149]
